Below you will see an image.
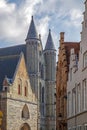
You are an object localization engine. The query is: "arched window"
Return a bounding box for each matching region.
[22,104,29,119]
[24,81,28,96]
[18,79,22,95]
[20,123,31,130]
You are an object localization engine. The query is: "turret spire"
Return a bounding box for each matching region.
[25,16,38,41]
[45,29,55,50]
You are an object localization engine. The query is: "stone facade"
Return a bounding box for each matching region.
[56,32,68,130]
[0,16,56,130]
[67,1,87,129]
[0,53,37,130]
[56,32,80,130]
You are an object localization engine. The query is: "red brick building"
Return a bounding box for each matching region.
[56,32,80,130]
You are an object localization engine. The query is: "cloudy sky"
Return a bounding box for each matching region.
[0,0,84,53]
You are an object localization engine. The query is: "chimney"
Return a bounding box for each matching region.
[60,32,65,43]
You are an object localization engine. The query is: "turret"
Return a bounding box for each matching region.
[25,16,39,41]
[25,16,45,130]
[44,29,56,130]
[25,16,42,97]
[44,29,56,81]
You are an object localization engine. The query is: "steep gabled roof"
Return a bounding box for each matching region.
[26,16,38,40]
[44,29,55,51]
[0,55,20,91]
[0,44,26,58]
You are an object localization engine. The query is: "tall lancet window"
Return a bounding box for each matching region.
[18,79,22,95]
[24,81,28,97]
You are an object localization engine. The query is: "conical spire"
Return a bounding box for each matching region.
[26,16,38,41]
[45,29,55,50]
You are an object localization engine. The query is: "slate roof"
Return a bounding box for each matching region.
[0,55,20,91]
[25,16,38,40]
[45,29,55,51]
[0,44,26,58]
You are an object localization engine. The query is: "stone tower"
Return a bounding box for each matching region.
[25,16,45,130]
[44,29,56,130]
[25,16,43,98]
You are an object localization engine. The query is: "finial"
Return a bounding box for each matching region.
[49,29,51,32]
[32,15,33,20]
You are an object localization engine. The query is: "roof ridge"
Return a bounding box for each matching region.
[0,55,20,60]
[0,44,25,50]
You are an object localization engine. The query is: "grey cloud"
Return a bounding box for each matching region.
[0,0,84,50]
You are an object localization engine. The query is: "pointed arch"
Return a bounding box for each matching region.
[21,104,30,119]
[20,123,31,130]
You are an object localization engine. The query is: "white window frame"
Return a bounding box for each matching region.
[72,88,76,115]
[77,84,81,113]
[72,126,76,130]
[68,128,71,130]
[83,51,87,68]
[70,68,72,81]
[68,92,71,117]
[83,79,87,111]
[84,124,87,130]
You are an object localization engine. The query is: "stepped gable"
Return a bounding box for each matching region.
[64,42,80,65]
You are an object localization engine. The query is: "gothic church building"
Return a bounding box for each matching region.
[0,16,56,130]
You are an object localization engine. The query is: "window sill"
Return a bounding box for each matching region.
[22,117,29,121]
[67,110,87,120]
[82,66,87,71]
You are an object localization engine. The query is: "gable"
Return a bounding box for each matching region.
[14,53,29,80]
